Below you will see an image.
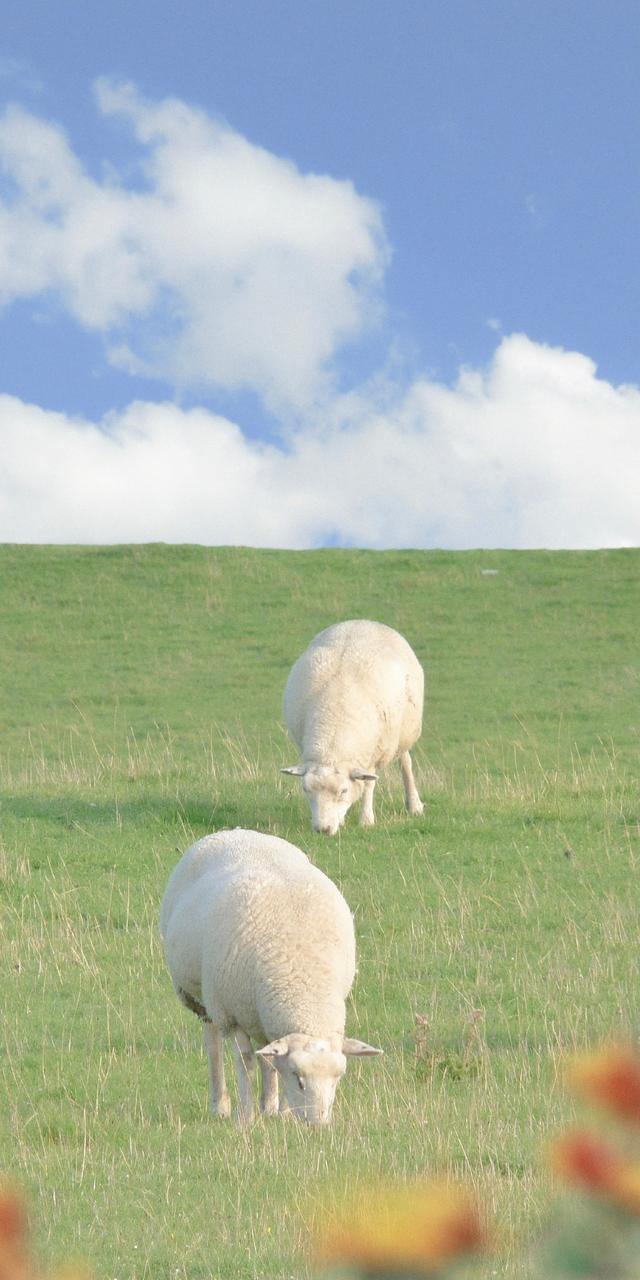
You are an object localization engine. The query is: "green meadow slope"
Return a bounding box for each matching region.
[0,545,638,1279]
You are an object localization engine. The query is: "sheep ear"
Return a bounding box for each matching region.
[256,1038,290,1058]
[350,769,379,782]
[280,765,306,777]
[342,1038,383,1057]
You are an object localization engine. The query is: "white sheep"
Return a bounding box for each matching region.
[281,619,424,835]
[159,828,381,1125]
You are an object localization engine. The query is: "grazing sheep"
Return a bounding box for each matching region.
[159,828,381,1125]
[281,619,424,835]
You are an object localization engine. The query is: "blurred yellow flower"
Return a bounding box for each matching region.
[608,1165,640,1217]
[316,1181,486,1275]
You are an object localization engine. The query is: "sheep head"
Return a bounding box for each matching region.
[256,1032,382,1124]
[281,764,378,835]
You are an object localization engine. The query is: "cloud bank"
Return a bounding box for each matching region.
[0,81,636,547]
[1,335,637,547]
[0,79,385,409]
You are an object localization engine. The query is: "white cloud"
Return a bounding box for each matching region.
[0,81,386,409]
[0,81,635,550]
[1,335,637,548]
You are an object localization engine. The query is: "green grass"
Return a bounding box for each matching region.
[0,545,638,1279]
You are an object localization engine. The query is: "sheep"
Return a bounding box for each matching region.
[159,828,381,1125]
[281,619,424,835]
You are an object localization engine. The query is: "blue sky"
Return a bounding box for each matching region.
[1,1,638,546]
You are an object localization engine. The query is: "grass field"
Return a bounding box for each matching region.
[0,545,638,1279]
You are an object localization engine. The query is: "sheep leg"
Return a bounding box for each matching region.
[259,1059,280,1116]
[203,1023,231,1119]
[399,750,424,815]
[359,778,376,827]
[231,1030,256,1125]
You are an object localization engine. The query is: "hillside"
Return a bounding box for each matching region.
[0,545,637,1278]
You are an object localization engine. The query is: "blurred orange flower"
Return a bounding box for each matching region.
[0,1184,90,1280]
[0,1188,28,1247]
[317,1181,487,1275]
[550,1132,640,1216]
[550,1133,625,1192]
[0,1184,30,1280]
[567,1044,640,1122]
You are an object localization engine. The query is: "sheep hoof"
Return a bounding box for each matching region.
[261,1100,280,1117]
[212,1094,232,1119]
